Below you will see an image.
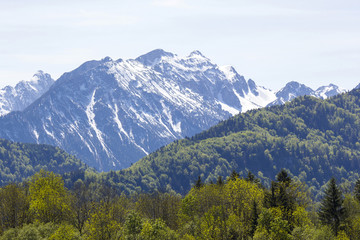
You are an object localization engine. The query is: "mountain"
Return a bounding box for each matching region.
[267,81,344,107]
[0,50,348,172]
[0,50,277,171]
[314,83,344,99]
[0,138,88,185]
[0,71,54,116]
[98,88,360,196]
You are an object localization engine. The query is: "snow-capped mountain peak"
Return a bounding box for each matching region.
[267,81,344,107]
[30,70,45,83]
[188,50,207,59]
[136,49,175,67]
[101,56,113,63]
[314,84,345,99]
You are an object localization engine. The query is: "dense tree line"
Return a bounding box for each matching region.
[1,169,360,239]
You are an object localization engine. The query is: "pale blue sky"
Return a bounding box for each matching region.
[0,0,359,90]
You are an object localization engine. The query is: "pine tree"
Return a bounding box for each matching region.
[194,176,203,189]
[246,171,260,184]
[246,171,256,182]
[276,169,291,186]
[216,176,224,186]
[228,170,239,182]
[354,178,360,203]
[318,177,346,235]
[250,200,259,237]
[264,181,277,208]
[275,169,296,227]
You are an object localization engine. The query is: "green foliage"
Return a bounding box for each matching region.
[178,177,265,239]
[48,224,80,240]
[28,170,71,223]
[310,225,335,240]
[140,219,178,240]
[123,211,143,239]
[254,208,292,240]
[84,201,121,240]
[291,226,315,240]
[0,138,88,186]
[0,222,58,240]
[0,183,29,231]
[135,191,181,229]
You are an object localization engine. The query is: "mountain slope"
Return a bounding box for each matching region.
[0,138,88,185]
[0,71,54,116]
[101,89,360,195]
[0,50,276,171]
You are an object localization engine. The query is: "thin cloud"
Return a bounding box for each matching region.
[76,11,140,27]
[152,0,188,8]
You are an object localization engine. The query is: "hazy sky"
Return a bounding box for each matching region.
[0,0,359,90]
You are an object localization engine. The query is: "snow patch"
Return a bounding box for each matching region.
[86,89,113,158]
[111,104,148,155]
[219,65,237,82]
[33,129,39,143]
[217,101,240,115]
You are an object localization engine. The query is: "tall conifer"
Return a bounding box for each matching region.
[354,178,360,203]
[318,177,346,235]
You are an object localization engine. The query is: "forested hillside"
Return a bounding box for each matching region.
[0,138,88,185]
[95,88,360,197]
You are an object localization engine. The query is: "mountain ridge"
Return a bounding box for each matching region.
[0,50,275,171]
[0,49,352,171]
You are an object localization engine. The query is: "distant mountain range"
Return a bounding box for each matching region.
[0,49,351,171]
[0,71,54,116]
[267,81,344,107]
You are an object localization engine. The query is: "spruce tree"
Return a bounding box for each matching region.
[228,170,239,182]
[250,200,259,237]
[264,181,277,208]
[276,169,291,186]
[216,176,224,186]
[194,176,203,189]
[246,171,256,182]
[318,177,346,235]
[245,171,260,184]
[275,169,295,226]
[354,178,360,203]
